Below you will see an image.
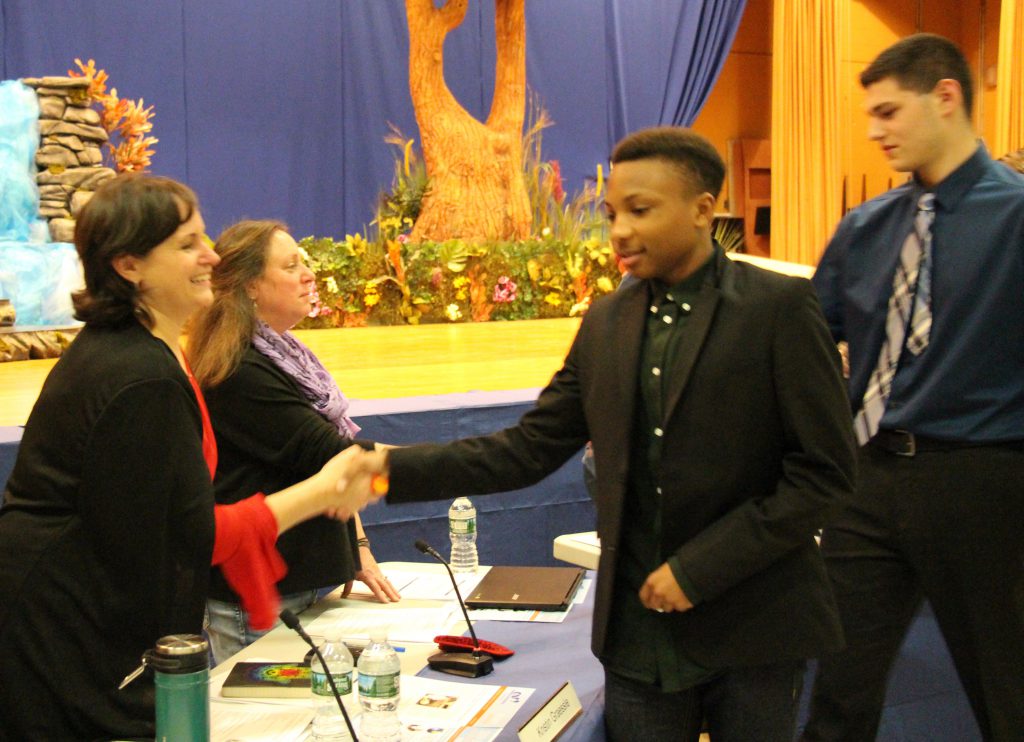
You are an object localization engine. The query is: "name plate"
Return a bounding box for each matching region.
[517,681,582,742]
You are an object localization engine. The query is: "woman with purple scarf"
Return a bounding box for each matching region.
[188,220,401,664]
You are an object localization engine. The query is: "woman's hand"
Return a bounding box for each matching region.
[318,446,389,520]
[341,545,402,602]
[263,447,388,536]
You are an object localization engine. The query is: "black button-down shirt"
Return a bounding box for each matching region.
[603,252,717,691]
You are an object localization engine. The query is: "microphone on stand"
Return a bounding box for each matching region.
[414,539,495,678]
[280,608,359,741]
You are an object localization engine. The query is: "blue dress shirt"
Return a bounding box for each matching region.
[814,145,1024,442]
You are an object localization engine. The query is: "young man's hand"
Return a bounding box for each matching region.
[639,562,693,614]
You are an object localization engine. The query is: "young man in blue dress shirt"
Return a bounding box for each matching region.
[804,34,1024,741]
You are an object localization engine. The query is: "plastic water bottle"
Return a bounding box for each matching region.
[449,496,478,573]
[310,632,357,741]
[357,631,402,742]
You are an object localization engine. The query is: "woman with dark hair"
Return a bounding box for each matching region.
[188,220,401,664]
[0,174,384,740]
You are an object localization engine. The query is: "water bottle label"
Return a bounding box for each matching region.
[313,670,352,697]
[358,671,400,699]
[449,517,476,535]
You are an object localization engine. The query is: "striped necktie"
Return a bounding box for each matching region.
[854,192,936,445]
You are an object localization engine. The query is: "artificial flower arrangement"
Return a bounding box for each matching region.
[68,58,158,172]
[298,111,623,327]
[298,230,621,328]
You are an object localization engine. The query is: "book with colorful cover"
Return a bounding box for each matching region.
[220,662,312,698]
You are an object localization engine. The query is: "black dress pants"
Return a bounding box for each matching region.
[604,660,805,742]
[803,441,1024,742]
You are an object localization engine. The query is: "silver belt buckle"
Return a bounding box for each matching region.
[895,430,916,457]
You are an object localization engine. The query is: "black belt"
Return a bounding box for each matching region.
[870,429,1024,457]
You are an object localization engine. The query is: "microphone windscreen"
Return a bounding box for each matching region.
[414,539,432,554]
[279,608,300,630]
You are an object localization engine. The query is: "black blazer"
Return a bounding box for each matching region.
[389,248,856,667]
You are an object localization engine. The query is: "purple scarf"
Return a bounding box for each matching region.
[252,321,361,439]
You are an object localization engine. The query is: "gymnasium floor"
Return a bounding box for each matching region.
[0,318,581,426]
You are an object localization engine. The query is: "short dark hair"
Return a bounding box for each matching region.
[72,174,198,328]
[860,33,973,117]
[611,127,726,198]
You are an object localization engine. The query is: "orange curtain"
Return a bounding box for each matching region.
[770,0,848,265]
[994,0,1024,157]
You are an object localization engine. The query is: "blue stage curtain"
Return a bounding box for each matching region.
[605,0,748,144]
[0,0,190,185]
[1,0,744,240]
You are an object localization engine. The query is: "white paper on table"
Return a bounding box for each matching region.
[573,578,593,604]
[394,675,534,742]
[307,606,459,643]
[211,672,534,742]
[345,568,487,601]
[460,684,534,730]
[210,701,312,741]
[467,606,568,623]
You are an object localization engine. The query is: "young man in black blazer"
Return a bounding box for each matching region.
[386,127,856,741]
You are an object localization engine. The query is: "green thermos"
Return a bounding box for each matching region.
[146,634,210,742]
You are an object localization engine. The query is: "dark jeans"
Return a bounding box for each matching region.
[803,442,1024,742]
[603,660,805,742]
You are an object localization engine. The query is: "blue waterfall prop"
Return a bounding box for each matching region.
[0,80,81,326]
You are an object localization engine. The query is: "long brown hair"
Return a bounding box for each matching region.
[187,220,286,388]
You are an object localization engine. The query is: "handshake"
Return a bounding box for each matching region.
[264,444,393,537]
[318,444,392,521]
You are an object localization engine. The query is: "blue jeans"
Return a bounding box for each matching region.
[205,589,318,666]
[603,660,805,742]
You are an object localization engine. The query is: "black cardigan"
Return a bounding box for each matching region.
[0,322,214,740]
[203,346,365,602]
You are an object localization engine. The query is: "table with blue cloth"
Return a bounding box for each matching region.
[0,426,22,498]
[208,562,606,740]
[414,573,606,741]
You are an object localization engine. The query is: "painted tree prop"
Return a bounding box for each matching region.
[405,0,531,242]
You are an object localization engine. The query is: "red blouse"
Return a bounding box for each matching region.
[186,359,287,630]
